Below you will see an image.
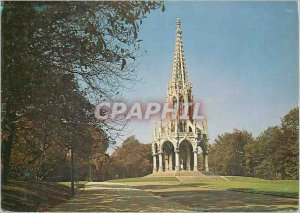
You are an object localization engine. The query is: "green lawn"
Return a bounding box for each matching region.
[58,181,89,187]
[182,176,299,197]
[111,176,298,197]
[109,176,179,182]
[114,176,298,211]
[226,176,268,182]
[4,177,297,212]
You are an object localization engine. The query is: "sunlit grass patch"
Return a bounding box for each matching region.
[226,176,268,182]
[58,181,89,188]
[109,176,179,182]
[182,176,299,197]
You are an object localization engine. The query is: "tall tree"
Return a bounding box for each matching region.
[111,136,152,178]
[271,108,299,179]
[209,130,254,176]
[212,108,298,180]
[244,127,280,179]
[2,1,164,183]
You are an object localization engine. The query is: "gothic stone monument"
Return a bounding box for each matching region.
[152,18,209,175]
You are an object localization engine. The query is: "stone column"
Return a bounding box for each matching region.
[165,156,169,171]
[203,154,209,172]
[193,151,198,171]
[169,154,173,171]
[186,148,190,171]
[158,152,163,172]
[175,150,180,172]
[153,155,157,173]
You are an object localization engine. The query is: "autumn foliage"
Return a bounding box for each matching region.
[209,108,299,180]
[110,136,152,178]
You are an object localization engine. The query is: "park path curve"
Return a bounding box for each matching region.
[50,182,189,212]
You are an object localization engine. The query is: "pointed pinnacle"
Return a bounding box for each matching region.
[177,18,182,34]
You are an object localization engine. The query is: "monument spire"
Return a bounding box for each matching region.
[166,18,193,116]
[170,18,189,90]
[152,18,209,175]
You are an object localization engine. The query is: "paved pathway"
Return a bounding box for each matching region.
[50,182,189,212]
[127,182,298,212]
[51,181,298,212]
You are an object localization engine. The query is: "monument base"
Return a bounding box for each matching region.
[149,170,206,177]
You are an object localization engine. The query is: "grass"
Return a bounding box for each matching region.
[111,175,298,197]
[4,177,296,211]
[226,176,268,181]
[108,176,179,182]
[113,176,298,211]
[181,176,299,197]
[58,180,89,188]
[1,180,71,211]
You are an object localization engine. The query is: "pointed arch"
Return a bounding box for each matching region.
[172,96,177,109]
[179,140,194,171]
[161,141,175,171]
[153,143,158,154]
[179,95,184,116]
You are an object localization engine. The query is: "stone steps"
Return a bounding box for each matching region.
[148,170,206,177]
[177,175,224,182]
[146,170,224,181]
[176,171,206,176]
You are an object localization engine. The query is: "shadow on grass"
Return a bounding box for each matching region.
[228,187,299,198]
[50,183,188,212]
[149,188,299,212]
[129,182,299,212]
[133,183,207,191]
[51,182,298,212]
[1,180,71,211]
[109,177,179,182]
[4,180,298,212]
[180,182,299,198]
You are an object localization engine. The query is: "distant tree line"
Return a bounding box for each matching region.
[209,108,299,180]
[89,108,299,181]
[110,136,152,178]
[63,135,152,182]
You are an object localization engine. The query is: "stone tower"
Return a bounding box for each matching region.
[152,18,209,174]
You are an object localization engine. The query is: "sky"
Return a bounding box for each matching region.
[114,1,299,148]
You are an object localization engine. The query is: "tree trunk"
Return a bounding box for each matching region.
[71,147,75,197]
[1,119,16,184]
[89,162,92,182]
